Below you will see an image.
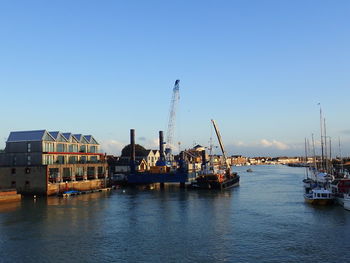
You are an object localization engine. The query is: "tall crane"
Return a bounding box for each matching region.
[165,79,180,156]
[211,119,231,171]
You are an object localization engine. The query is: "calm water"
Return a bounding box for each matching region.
[1,165,350,263]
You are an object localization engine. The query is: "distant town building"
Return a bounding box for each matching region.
[230,155,248,166]
[0,130,108,195]
[109,143,161,173]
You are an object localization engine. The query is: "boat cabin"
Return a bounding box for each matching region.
[309,189,333,200]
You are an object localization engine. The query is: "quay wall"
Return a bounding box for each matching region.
[0,166,47,195]
[47,179,105,196]
[0,190,21,203]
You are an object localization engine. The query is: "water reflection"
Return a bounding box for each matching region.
[0,201,22,213]
[1,166,350,263]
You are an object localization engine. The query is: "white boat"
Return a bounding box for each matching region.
[329,178,350,206]
[304,188,334,205]
[303,178,314,191]
[344,194,350,211]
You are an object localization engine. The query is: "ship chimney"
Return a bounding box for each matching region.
[159,131,165,162]
[130,129,136,173]
[201,150,206,166]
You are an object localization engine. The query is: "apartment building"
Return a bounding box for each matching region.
[0,130,108,195]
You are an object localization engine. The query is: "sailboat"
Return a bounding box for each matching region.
[303,107,334,205]
[190,119,240,190]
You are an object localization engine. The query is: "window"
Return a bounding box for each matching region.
[12,156,17,166]
[27,156,31,166]
[11,181,16,187]
[69,156,77,164]
[49,168,59,178]
[27,143,31,153]
[25,168,31,174]
[80,145,86,153]
[11,168,16,174]
[73,145,78,152]
[57,156,65,164]
[43,155,54,165]
[75,167,84,177]
[49,168,59,183]
[57,144,65,152]
[89,146,97,153]
[90,156,98,163]
[63,168,71,180]
[87,167,95,179]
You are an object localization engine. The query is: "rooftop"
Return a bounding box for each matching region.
[6,130,99,145]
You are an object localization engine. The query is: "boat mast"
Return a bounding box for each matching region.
[329,137,332,168]
[211,119,230,171]
[304,138,309,179]
[339,137,344,174]
[324,118,328,173]
[312,133,317,170]
[319,105,325,170]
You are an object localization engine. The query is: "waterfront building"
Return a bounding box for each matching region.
[230,155,248,166]
[276,157,301,164]
[0,130,108,195]
[147,150,160,167]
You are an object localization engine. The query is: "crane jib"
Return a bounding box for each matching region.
[211,119,230,169]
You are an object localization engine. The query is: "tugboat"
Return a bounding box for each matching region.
[190,119,240,190]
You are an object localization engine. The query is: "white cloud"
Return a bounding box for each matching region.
[100,140,125,155]
[231,139,290,150]
[259,139,290,150]
[100,137,160,156]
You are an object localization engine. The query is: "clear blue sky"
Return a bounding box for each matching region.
[1,0,349,157]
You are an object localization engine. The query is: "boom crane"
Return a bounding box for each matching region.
[211,119,231,171]
[165,80,180,157]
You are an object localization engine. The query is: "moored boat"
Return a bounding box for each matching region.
[304,188,334,205]
[329,178,350,206]
[190,119,240,190]
[191,170,240,190]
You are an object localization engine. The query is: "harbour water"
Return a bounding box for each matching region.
[1,165,350,262]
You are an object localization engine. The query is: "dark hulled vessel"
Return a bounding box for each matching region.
[190,119,240,190]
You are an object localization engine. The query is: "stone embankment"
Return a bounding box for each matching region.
[0,189,21,203]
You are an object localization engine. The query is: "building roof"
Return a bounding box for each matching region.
[73,134,83,141]
[49,131,60,139]
[62,133,72,140]
[7,130,55,142]
[6,130,99,145]
[193,144,205,151]
[84,135,99,145]
[145,150,153,155]
[49,131,68,142]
